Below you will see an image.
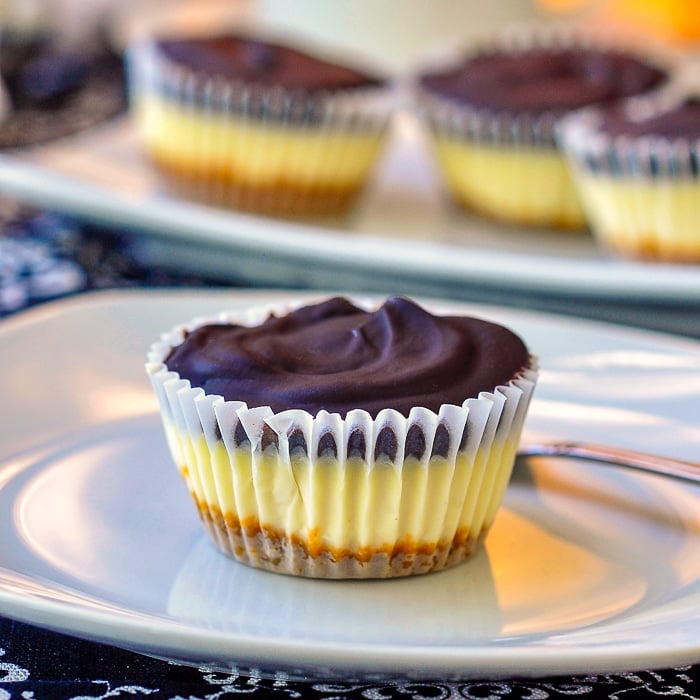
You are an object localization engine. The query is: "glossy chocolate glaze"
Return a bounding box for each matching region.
[599,99,700,138]
[156,34,383,92]
[419,48,666,115]
[166,297,529,418]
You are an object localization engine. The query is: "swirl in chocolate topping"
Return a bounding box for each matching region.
[156,34,384,93]
[165,297,529,418]
[419,48,666,114]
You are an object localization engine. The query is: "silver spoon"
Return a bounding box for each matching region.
[518,441,700,484]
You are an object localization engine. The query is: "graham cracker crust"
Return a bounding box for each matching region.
[196,502,486,579]
[150,156,362,217]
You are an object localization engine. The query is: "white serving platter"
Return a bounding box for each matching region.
[0,112,699,302]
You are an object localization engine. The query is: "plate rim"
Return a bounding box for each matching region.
[1,560,699,679]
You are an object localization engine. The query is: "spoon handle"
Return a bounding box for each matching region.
[518,441,700,484]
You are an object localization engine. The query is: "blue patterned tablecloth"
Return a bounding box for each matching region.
[0,206,699,700]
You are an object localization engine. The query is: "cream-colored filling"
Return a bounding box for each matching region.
[174,428,515,557]
[432,137,586,229]
[133,93,384,188]
[573,172,700,260]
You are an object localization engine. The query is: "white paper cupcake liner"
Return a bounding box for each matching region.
[560,92,700,261]
[126,38,394,215]
[146,298,538,579]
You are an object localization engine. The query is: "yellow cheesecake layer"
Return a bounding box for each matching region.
[173,427,518,576]
[133,94,384,203]
[574,173,700,261]
[432,137,587,230]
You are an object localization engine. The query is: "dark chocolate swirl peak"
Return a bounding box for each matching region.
[165,297,529,418]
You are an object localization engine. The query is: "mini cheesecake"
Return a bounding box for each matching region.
[146,297,537,578]
[127,34,392,216]
[562,97,700,262]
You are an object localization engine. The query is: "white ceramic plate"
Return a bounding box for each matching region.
[1,114,699,302]
[1,289,700,680]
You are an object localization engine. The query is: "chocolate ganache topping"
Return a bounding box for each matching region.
[419,48,666,115]
[165,297,529,418]
[598,99,700,138]
[156,34,384,92]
